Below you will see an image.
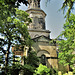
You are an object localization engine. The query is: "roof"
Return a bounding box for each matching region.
[32,35,51,42]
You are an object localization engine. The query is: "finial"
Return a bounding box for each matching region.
[28,0,41,9]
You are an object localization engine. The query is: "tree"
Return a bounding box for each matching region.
[0,8,32,74]
[0,0,29,24]
[46,0,75,72]
[26,51,39,67]
[58,13,75,71]
[21,50,39,75]
[34,64,50,75]
[34,64,58,75]
[0,51,4,66]
[61,0,75,18]
[5,50,39,75]
[0,0,29,66]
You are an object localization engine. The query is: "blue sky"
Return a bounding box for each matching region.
[19,0,67,39]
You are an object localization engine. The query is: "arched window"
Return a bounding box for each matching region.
[41,54,46,65]
[34,34,39,38]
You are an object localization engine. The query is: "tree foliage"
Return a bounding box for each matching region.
[61,0,75,18]
[0,0,32,74]
[0,51,4,65]
[34,64,58,75]
[0,8,31,66]
[58,13,75,71]
[21,50,39,75]
[26,51,39,67]
[5,50,39,75]
[34,64,50,75]
[0,0,29,23]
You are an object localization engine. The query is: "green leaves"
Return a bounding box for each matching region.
[61,0,75,18]
[23,64,35,73]
[7,17,12,22]
[58,13,75,71]
[0,0,33,74]
[26,51,39,66]
[34,64,50,75]
[0,1,32,71]
[34,64,58,75]
[0,8,32,46]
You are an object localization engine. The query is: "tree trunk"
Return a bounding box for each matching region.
[5,40,11,74]
[69,64,73,71]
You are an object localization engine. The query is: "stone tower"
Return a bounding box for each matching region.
[26,0,50,39]
[26,0,58,68]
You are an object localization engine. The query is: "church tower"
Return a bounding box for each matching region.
[26,0,50,39]
[26,0,58,68]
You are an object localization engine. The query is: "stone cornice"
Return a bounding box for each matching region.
[28,29,51,33]
[26,8,46,17]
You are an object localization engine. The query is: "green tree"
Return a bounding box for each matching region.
[34,64,50,75]
[0,0,29,24]
[61,0,75,18]
[26,51,39,67]
[21,50,39,75]
[34,64,58,75]
[6,50,39,75]
[0,51,4,66]
[0,0,29,66]
[58,13,75,71]
[0,8,32,74]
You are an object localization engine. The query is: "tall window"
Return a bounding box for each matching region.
[41,54,46,65]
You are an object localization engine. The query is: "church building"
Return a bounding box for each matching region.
[12,0,58,69]
[26,0,58,68]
